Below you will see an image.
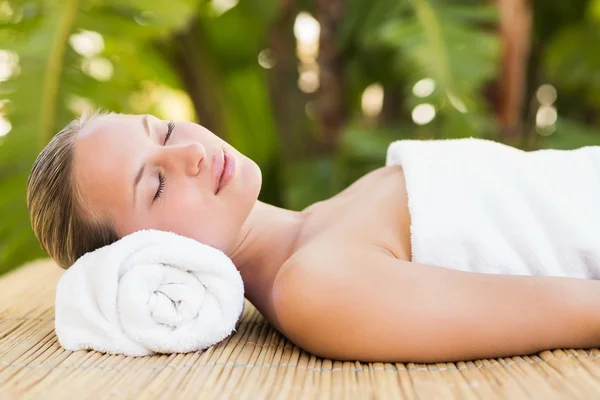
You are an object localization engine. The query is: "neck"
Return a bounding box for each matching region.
[228,201,306,314]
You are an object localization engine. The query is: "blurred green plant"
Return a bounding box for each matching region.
[1,0,599,274]
[286,0,502,208]
[360,0,499,136]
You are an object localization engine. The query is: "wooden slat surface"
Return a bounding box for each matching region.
[1,260,600,399]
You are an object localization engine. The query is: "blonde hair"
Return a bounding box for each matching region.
[26,110,119,268]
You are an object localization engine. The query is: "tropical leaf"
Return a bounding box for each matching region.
[357,0,500,137]
[544,23,600,105]
[0,0,200,273]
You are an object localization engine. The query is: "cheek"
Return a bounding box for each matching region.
[130,156,260,251]
[154,191,236,251]
[183,121,217,144]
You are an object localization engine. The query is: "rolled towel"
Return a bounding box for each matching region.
[54,229,245,356]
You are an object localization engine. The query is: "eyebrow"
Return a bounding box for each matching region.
[133,115,151,204]
[133,164,145,205]
[142,114,151,137]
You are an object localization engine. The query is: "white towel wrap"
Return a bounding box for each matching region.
[386,138,600,278]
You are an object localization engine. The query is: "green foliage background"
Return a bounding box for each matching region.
[0,0,599,273]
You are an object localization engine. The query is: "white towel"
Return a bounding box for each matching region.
[54,229,245,356]
[386,138,600,278]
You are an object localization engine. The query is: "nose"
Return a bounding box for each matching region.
[164,142,205,176]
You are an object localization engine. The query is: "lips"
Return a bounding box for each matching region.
[214,152,224,194]
[214,150,235,194]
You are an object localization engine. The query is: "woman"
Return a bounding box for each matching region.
[27,111,600,363]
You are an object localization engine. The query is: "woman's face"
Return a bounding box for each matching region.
[73,113,262,254]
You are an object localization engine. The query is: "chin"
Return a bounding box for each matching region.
[246,158,263,199]
[231,155,261,200]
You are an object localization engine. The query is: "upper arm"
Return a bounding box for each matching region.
[273,243,600,363]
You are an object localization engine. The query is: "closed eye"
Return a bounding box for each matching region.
[154,171,165,202]
[153,121,174,203]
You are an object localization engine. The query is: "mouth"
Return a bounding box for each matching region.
[214,150,235,195]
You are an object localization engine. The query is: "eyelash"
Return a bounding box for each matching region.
[154,121,175,202]
[164,121,175,145]
[154,172,165,202]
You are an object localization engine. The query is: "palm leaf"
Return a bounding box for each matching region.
[544,23,600,105]
[361,0,500,137]
[0,0,199,273]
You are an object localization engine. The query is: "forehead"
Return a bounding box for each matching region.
[72,114,145,216]
[77,113,142,141]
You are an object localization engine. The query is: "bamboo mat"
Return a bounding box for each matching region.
[2,262,600,399]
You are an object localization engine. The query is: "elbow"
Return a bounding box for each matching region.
[281,326,358,361]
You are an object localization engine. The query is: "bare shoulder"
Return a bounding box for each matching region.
[271,236,397,358]
[272,238,344,307]
[273,236,384,296]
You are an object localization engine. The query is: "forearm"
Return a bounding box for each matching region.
[287,259,600,363]
[401,268,600,362]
